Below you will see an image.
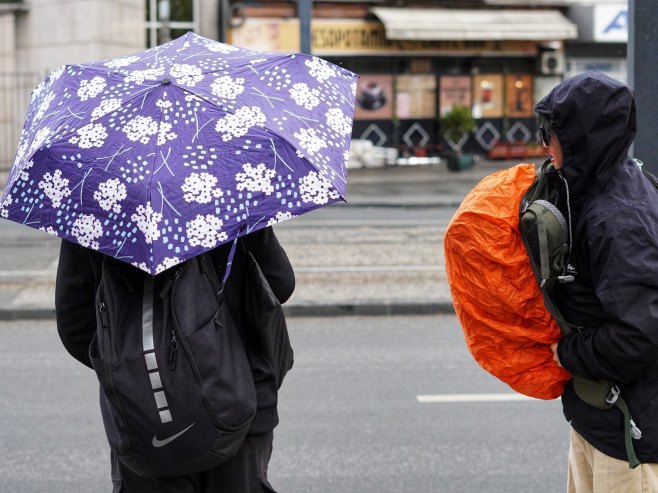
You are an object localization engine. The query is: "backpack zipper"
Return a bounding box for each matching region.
[169,330,178,370]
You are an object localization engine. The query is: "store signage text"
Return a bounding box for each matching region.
[594,5,628,42]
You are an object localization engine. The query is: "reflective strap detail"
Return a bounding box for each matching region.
[142,278,154,351]
[142,277,174,424]
[159,410,172,424]
[149,372,163,390]
[144,351,158,371]
[154,391,168,409]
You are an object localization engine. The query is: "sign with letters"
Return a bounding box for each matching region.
[594,5,628,42]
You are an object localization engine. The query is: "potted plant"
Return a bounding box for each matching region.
[440,106,477,171]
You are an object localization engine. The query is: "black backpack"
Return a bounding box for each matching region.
[90,239,257,477]
[519,158,658,469]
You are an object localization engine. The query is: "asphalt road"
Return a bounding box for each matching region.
[0,315,569,493]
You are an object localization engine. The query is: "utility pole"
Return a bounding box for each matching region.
[299,0,313,54]
[628,0,658,174]
[218,0,230,43]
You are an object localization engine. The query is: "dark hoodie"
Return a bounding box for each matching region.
[535,72,658,463]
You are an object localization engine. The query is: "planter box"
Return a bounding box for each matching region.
[487,142,548,160]
[446,154,475,171]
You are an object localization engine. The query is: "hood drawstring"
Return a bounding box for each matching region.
[558,170,575,283]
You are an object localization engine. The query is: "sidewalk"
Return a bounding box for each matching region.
[0,158,524,320]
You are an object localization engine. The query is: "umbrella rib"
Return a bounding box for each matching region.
[67,167,93,207]
[249,87,286,109]
[192,112,214,143]
[156,182,181,217]
[154,148,174,177]
[269,139,294,172]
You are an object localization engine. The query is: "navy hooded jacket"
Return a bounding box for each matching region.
[535,72,658,463]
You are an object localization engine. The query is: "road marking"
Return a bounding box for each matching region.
[417,393,541,403]
[0,270,54,280]
[296,265,444,273]
[279,219,449,227]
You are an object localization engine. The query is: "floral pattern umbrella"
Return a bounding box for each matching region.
[0,32,357,275]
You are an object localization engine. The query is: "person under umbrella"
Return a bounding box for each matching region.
[3,32,356,491]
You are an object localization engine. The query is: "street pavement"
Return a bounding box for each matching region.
[0,157,530,320]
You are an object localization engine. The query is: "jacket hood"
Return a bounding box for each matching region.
[534,72,636,197]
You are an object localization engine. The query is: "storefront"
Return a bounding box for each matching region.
[230,7,577,158]
[565,3,627,83]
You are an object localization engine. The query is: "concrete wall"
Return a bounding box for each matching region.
[15,0,145,73]
[0,13,17,72]
[1,0,145,178]
[198,0,219,41]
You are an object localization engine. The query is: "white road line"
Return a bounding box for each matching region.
[295,265,444,273]
[0,270,54,280]
[417,393,541,403]
[280,219,449,227]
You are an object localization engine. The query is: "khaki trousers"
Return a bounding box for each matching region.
[568,428,658,493]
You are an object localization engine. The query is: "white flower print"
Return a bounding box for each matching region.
[77,76,107,101]
[69,123,108,149]
[299,171,340,205]
[156,97,172,110]
[155,257,181,275]
[94,179,127,213]
[19,159,34,181]
[92,98,122,120]
[125,67,165,84]
[294,127,328,156]
[34,92,56,121]
[131,202,163,244]
[30,81,47,103]
[326,107,353,135]
[187,214,228,248]
[30,126,52,153]
[38,225,58,237]
[123,116,159,144]
[202,41,239,53]
[48,65,66,83]
[267,211,296,226]
[39,169,71,208]
[182,173,223,204]
[104,55,140,69]
[210,75,245,100]
[235,163,275,196]
[249,58,267,65]
[215,106,266,142]
[157,122,177,145]
[290,83,320,110]
[71,214,103,249]
[13,141,28,170]
[0,193,12,218]
[170,64,204,86]
[306,57,337,83]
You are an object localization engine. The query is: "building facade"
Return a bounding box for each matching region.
[0,0,628,175]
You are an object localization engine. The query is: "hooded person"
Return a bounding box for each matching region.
[536,72,658,491]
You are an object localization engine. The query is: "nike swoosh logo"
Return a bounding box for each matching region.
[152,423,195,448]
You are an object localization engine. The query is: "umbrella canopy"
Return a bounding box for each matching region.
[1,32,357,275]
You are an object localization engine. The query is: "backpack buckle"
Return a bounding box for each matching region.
[605,385,620,405]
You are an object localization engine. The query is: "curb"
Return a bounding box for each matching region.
[0,301,456,321]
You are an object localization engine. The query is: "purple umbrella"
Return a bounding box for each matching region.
[0,32,357,275]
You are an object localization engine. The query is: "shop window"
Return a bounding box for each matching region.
[146,0,198,47]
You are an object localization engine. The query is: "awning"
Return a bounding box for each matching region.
[370,8,578,41]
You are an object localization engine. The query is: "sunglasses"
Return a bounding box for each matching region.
[538,123,551,147]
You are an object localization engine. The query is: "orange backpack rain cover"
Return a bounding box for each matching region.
[444,163,571,400]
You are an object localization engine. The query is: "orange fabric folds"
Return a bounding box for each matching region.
[444,163,571,400]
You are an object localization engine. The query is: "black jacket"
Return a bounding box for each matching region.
[535,72,658,462]
[55,226,295,434]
